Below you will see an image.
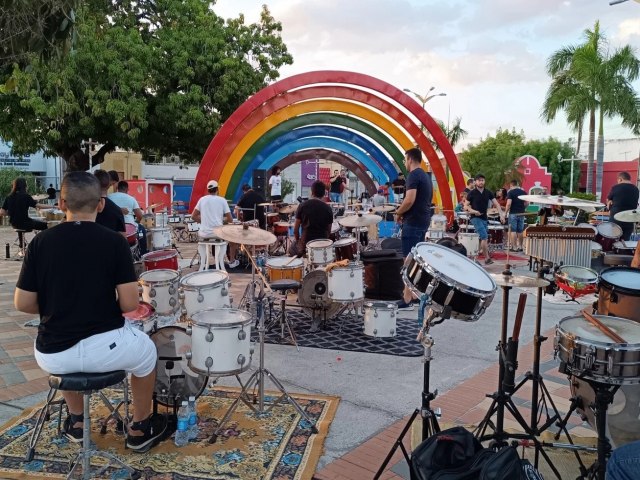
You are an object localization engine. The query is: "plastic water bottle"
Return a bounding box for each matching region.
[174,401,189,447]
[187,396,198,440]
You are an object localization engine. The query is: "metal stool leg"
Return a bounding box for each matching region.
[25,387,65,461]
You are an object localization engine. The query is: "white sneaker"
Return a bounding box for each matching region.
[227,259,240,269]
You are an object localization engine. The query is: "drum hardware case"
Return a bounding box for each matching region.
[208,244,318,444]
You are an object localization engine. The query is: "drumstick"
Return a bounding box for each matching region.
[284,256,299,266]
[581,308,626,343]
[240,245,273,293]
[512,293,527,342]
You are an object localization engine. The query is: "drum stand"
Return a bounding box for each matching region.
[209,244,318,443]
[374,298,443,480]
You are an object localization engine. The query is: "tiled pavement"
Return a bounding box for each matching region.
[0,226,595,479]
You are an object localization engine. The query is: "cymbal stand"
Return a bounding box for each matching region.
[374,295,443,480]
[209,243,318,443]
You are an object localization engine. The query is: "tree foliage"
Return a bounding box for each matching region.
[0,0,293,171]
[459,129,575,193]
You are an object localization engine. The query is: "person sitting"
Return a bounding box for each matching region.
[108,180,147,255]
[371,188,386,208]
[14,171,166,451]
[0,177,50,232]
[288,180,333,257]
[94,170,126,236]
[235,184,266,229]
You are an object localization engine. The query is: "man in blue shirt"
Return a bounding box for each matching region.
[395,148,433,310]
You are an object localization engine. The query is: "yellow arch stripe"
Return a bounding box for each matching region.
[218,99,414,195]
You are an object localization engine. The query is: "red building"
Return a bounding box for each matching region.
[515,155,552,194]
[579,160,639,202]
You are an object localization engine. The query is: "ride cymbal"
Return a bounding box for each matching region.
[372,205,396,213]
[338,214,383,228]
[279,204,299,214]
[213,224,277,245]
[490,273,550,288]
[614,209,640,223]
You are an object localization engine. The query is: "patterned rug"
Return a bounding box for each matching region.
[0,386,339,479]
[254,308,424,357]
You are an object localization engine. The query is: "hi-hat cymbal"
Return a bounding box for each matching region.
[279,204,299,214]
[519,194,605,208]
[372,205,395,213]
[614,209,640,223]
[213,224,277,245]
[490,273,550,288]
[33,194,49,201]
[338,214,383,228]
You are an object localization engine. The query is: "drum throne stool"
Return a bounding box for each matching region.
[267,279,301,351]
[25,371,139,479]
[197,238,228,271]
[13,228,32,257]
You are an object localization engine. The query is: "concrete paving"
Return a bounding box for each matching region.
[0,225,592,473]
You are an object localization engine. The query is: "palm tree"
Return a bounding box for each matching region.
[542,21,640,196]
[431,117,468,152]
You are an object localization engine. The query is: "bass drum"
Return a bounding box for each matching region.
[570,377,640,448]
[298,269,343,320]
[150,326,208,407]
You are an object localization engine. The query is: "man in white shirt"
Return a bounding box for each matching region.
[371,188,386,208]
[269,166,282,202]
[108,180,147,254]
[192,180,236,268]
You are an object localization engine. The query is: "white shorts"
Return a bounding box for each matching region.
[35,323,157,378]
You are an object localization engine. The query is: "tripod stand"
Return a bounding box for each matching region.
[208,235,318,443]
[374,301,443,480]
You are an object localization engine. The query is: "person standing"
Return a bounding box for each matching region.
[235,184,266,229]
[192,180,237,269]
[329,169,344,203]
[371,188,386,208]
[463,178,475,194]
[607,171,639,241]
[465,174,505,264]
[268,166,282,202]
[288,180,333,257]
[340,169,350,205]
[46,184,57,204]
[395,148,433,310]
[14,171,165,450]
[504,179,527,251]
[392,173,406,201]
[0,178,50,232]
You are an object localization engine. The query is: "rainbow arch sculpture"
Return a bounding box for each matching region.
[191,71,464,214]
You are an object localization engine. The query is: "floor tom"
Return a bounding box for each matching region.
[598,267,640,322]
[150,227,172,250]
[363,302,397,338]
[458,232,479,257]
[333,237,358,261]
[327,261,364,302]
[266,256,304,282]
[488,226,504,245]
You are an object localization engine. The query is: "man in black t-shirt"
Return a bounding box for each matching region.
[465,174,505,264]
[14,172,165,451]
[392,173,406,199]
[94,169,126,236]
[235,184,266,229]
[329,169,344,203]
[463,178,475,194]
[607,171,639,241]
[504,179,528,251]
[0,177,49,233]
[46,184,57,201]
[288,180,333,257]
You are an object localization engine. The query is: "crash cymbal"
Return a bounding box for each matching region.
[519,194,605,208]
[279,204,299,214]
[213,224,277,245]
[372,205,396,213]
[33,194,49,201]
[614,209,640,223]
[258,202,275,207]
[338,214,383,228]
[275,221,295,227]
[490,273,550,288]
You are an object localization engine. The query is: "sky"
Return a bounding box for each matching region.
[214,0,640,150]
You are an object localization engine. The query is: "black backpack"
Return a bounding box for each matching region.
[410,427,542,480]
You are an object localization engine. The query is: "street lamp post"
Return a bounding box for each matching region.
[558,153,583,194]
[402,87,447,131]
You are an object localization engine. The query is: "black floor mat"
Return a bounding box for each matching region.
[251,308,423,357]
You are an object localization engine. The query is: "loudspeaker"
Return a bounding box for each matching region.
[252,169,267,196]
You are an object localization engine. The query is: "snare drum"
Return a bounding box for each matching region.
[139,269,180,315]
[125,223,138,246]
[403,243,497,321]
[188,308,253,376]
[555,314,640,384]
[179,270,231,319]
[363,302,397,338]
[598,267,640,322]
[595,222,622,252]
[266,256,304,282]
[151,326,208,407]
[613,240,638,255]
[327,261,364,302]
[458,232,479,257]
[333,237,358,261]
[306,239,335,265]
[554,265,598,298]
[488,226,504,245]
[142,249,178,271]
[150,227,172,250]
[123,302,157,334]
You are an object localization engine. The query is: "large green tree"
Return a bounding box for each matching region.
[542,21,640,197]
[0,0,293,171]
[460,129,575,193]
